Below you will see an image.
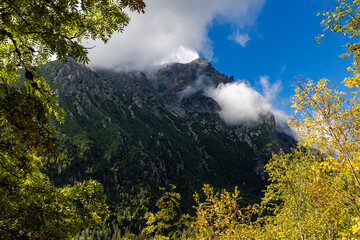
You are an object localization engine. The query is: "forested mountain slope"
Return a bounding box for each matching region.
[41,58,296,231]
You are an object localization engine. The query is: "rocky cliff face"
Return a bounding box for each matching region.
[43,58,296,225]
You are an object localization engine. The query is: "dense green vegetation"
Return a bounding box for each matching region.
[0,0,145,239]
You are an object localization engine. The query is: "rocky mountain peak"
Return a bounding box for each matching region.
[191,57,210,65]
[287,115,301,128]
[152,57,231,89]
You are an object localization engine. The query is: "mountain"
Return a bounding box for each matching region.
[41,58,296,232]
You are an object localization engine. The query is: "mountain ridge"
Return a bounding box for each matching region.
[41,57,296,232]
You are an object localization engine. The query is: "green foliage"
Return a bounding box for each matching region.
[0,0,145,238]
[1,174,108,239]
[141,185,260,240]
[251,126,276,149]
[0,0,145,69]
[142,185,191,240]
[112,187,151,235]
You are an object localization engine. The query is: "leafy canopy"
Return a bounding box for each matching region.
[142,185,191,240]
[0,0,145,69]
[0,0,145,239]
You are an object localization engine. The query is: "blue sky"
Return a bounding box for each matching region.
[209,0,352,114]
[89,0,352,117]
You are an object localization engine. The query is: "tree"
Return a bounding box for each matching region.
[254,0,360,238]
[257,148,346,239]
[191,184,259,240]
[143,184,259,240]
[142,185,191,240]
[253,76,360,238]
[0,0,145,239]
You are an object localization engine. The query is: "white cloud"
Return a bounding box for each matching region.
[206,81,271,126]
[156,46,199,65]
[257,75,297,136]
[179,76,207,99]
[87,0,265,70]
[259,75,282,102]
[272,109,299,139]
[228,30,251,47]
[176,74,295,137]
[177,75,289,134]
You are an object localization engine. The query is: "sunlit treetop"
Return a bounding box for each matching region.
[0,0,145,124]
[318,0,360,72]
[0,0,145,75]
[0,1,145,239]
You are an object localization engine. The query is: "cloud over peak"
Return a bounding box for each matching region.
[206,81,271,126]
[87,0,265,70]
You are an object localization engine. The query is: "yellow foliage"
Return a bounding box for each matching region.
[257,148,351,239]
[191,184,260,240]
